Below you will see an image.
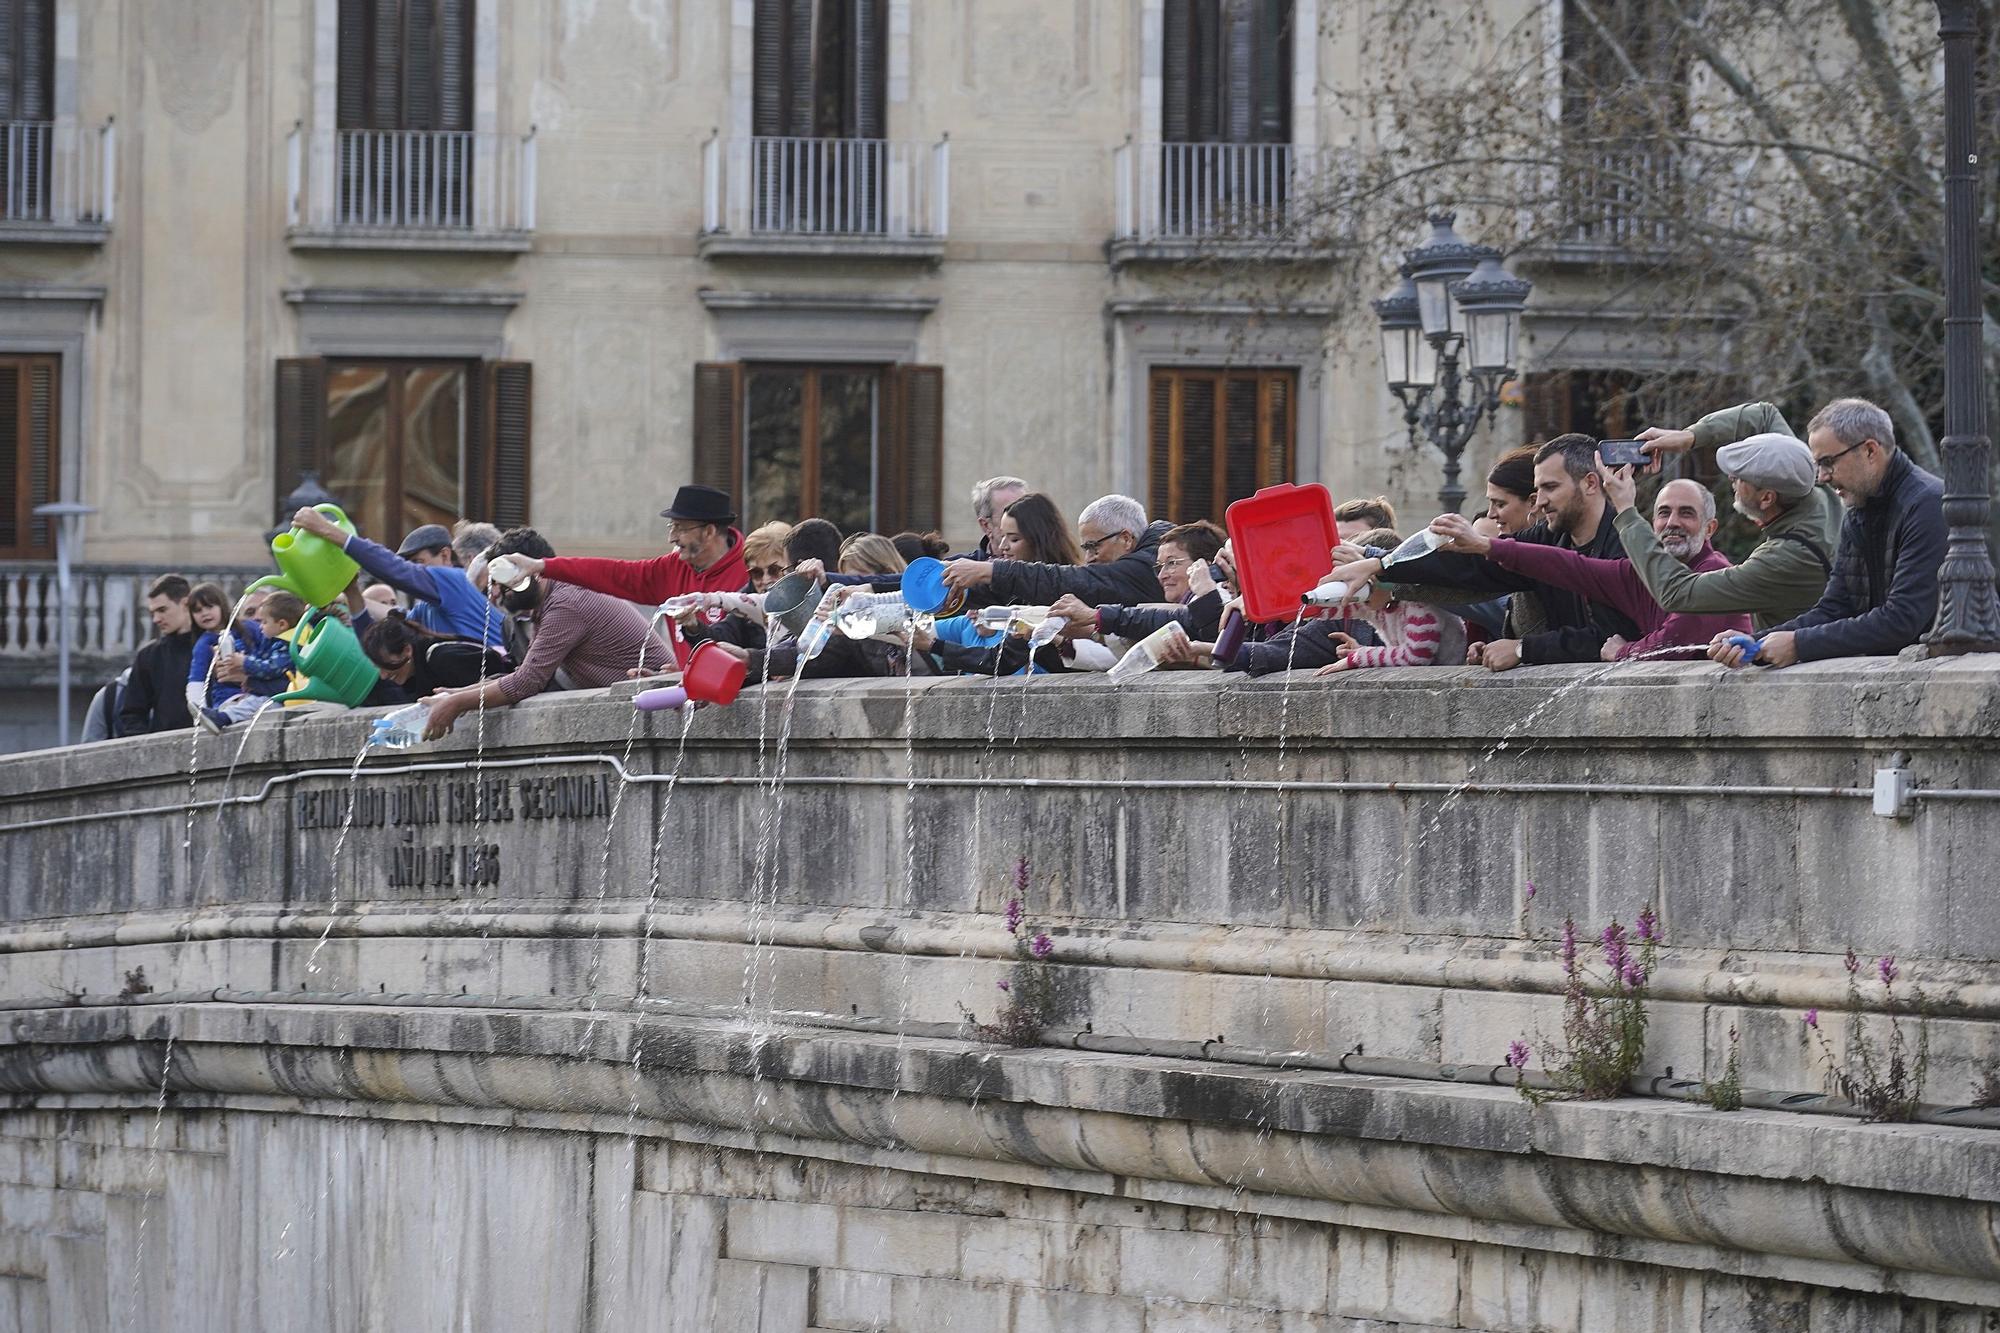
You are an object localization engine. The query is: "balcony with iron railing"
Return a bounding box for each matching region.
[0,119,115,244]
[286,124,537,252]
[1111,140,1340,264]
[0,563,267,690]
[699,134,949,259]
[1520,141,1692,265]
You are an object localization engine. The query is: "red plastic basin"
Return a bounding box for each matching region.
[1225,483,1338,623]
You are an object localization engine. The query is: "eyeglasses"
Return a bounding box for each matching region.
[1081,533,1126,556]
[1154,557,1190,574]
[748,563,786,580]
[668,521,713,538]
[1813,439,1871,477]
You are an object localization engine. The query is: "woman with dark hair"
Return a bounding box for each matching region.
[995,492,1084,565]
[891,530,951,564]
[1484,446,1539,535]
[361,611,509,705]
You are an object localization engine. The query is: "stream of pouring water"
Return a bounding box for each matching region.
[301,740,379,982]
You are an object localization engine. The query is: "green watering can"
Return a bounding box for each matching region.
[248,503,360,608]
[276,608,379,707]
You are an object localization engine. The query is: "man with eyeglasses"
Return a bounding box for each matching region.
[492,484,749,656]
[1642,398,1943,667]
[942,493,1170,608]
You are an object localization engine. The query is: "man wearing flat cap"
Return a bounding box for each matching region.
[497,483,748,610]
[292,508,507,648]
[1613,410,1844,634]
[1638,397,1944,665]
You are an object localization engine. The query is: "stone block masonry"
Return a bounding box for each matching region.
[2,659,2000,1330]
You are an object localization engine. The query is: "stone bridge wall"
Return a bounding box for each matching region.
[1,660,1999,1331]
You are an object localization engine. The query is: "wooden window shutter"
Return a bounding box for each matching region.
[0,355,58,558]
[1222,0,1254,143]
[335,0,370,127]
[366,0,402,130]
[1252,0,1291,143]
[693,362,745,511]
[274,357,329,526]
[434,0,474,132]
[1162,0,1192,142]
[850,0,887,140]
[786,0,815,137]
[484,361,532,528]
[1148,371,1176,521]
[879,365,942,534]
[2,0,53,122]
[752,0,789,136]
[1179,374,1218,525]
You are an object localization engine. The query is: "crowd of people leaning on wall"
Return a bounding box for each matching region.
[96,394,1948,743]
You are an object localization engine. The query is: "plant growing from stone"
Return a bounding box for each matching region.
[1803,948,1930,1123]
[962,855,1059,1048]
[1701,1025,1744,1112]
[1507,907,1658,1102]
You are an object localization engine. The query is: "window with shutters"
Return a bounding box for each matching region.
[0,0,55,223]
[335,0,476,229]
[692,361,941,537]
[1556,0,1687,248]
[749,0,889,233]
[1153,0,1293,237]
[274,358,530,536]
[1147,367,1294,527]
[0,354,59,559]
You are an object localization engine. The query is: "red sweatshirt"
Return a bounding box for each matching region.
[1485,537,1751,658]
[542,530,749,606]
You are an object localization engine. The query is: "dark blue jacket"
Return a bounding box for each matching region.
[343,533,507,648]
[1773,449,1945,660]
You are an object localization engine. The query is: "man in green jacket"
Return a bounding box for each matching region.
[1623,405,1845,630]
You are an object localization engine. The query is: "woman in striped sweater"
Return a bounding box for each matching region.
[1315,529,1467,674]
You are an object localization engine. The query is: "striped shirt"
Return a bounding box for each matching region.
[1344,600,1462,668]
[491,581,672,704]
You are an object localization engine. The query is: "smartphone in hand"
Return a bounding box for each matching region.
[1598,439,1648,467]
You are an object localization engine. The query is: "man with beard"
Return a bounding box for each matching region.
[498,485,748,611]
[1600,431,1841,632]
[419,528,671,739]
[1330,434,1641,671]
[1428,475,1751,659]
[1705,398,1945,667]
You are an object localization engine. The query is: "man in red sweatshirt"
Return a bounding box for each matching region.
[501,483,749,604]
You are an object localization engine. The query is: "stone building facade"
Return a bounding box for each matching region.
[0,0,1709,747]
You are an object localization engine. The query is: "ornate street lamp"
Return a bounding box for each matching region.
[1923,0,2000,654]
[1374,212,1532,513]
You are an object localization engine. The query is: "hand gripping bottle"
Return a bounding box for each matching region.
[1107,622,1185,682]
[835,591,922,640]
[367,702,430,750]
[794,586,843,662]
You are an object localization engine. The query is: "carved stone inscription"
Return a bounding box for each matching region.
[294,774,615,894]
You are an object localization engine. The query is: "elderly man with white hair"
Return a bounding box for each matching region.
[964,476,1029,559]
[943,492,1171,607]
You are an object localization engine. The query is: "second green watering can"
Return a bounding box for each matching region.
[276,609,379,707]
[249,503,360,608]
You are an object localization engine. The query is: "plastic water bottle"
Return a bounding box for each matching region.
[1107,623,1184,682]
[367,702,430,750]
[1381,528,1450,567]
[973,605,1053,634]
[1026,614,1065,648]
[487,554,531,593]
[657,593,707,617]
[1303,580,1369,608]
[835,591,920,639]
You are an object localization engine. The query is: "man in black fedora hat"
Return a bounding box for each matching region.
[498,484,749,615]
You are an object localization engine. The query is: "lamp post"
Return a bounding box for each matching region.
[32,501,96,747]
[1924,0,2000,654]
[1372,212,1532,513]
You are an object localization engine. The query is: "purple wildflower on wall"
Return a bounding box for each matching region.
[1804,1008,1819,1029]
[1525,881,1537,902]
[1560,918,1578,972]
[1601,922,1630,977]
[996,979,1011,993]
[1029,933,1054,960]
[1877,955,1898,986]
[1004,898,1024,935]
[1620,956,1646,990]
[1636,905,1658,943]
[1013,855,1031,895]
[1844,946,1860,975]
[1505,1039,1530,1069]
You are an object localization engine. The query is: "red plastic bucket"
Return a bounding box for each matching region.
[1224,483,1338,623]
[684,640,747,706]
